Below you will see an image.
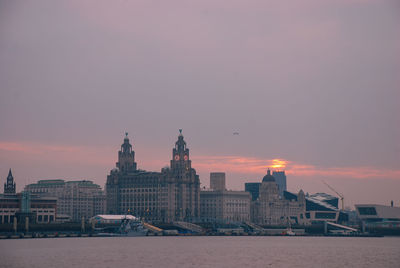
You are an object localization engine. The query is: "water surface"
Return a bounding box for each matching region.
[1,236,399,267]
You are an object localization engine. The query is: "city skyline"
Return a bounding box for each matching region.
[1,0,399,207]
[1,131,399,208]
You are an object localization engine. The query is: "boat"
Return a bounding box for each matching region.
[95,217,148,237]
[282,216,296,236]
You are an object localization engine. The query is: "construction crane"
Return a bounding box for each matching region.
[322,180,344,211]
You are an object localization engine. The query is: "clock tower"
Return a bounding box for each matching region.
[167,130,200,221]
[170,129,191,174]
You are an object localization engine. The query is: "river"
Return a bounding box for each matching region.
[1,236,400,267]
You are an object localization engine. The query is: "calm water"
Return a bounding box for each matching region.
[1,236,400,268]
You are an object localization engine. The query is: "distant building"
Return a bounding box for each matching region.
[200,174,251,223]
[355,204,400,228]
[106,131,200,223]
[25,179,106,222]
[3,169,16,194]
[210,172,226,191]
[284,192,340,223]
[1,170,56,224]
[272,171,286,197]
[251,169,306,226]
[245,182,261,201]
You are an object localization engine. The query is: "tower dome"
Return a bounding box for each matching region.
[262,169,275,182]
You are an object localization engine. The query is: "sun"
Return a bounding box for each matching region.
[270,159,288,169]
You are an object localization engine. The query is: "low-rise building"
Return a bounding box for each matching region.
[355,204,400,228]
[1,169,57,224]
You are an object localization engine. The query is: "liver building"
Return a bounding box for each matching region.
[106,130,200,223]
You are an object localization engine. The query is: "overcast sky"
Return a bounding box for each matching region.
[0,0,399,207]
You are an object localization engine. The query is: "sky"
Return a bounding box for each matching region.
[0,0,399,208]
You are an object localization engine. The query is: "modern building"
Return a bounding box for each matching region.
[210,172,226,191]
[284,192,340,224]
[272,171,287,197]
[245,182,261,201]
[200,174,251,223]
[106,131,200,223]
[25,179,106,222]
[251,169,306,226]
[355,204,400,228]
[1,169,57,224]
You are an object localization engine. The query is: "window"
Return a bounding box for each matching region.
[358,207,377,216]
[315,212,336,219]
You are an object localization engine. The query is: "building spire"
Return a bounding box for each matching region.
[4,168,16,194]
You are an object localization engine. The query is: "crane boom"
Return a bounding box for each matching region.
[322,180,344,210]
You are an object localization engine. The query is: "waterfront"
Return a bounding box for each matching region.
[1,236,400,268]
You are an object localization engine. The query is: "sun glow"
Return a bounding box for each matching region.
[270,159,288,169]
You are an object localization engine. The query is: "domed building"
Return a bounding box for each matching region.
[251,169,307,226]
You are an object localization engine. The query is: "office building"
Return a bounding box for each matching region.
[272,171,287,197]
[200,174,251,223]
[210,172,226,191]
[25,179,106,222]
[245,182,261,201]
[251,169,306,226]
[106,131,200,223]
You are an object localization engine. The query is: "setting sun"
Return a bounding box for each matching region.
[270,159,288,169]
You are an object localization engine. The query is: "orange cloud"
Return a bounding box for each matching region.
[1,141,400,180]
[192,155,400,180]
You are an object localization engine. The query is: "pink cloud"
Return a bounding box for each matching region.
[1,141,399,180]
[192,154,400,180]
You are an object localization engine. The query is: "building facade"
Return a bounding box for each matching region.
[200,190,251,223]
[251,169,306,226]
[1,169,57,224]
[200,173,251,223]
[245,182,261,201]
[210,172,226,191]
[106,131,200,223]
[272,171,287,197]
[25,179,106,222]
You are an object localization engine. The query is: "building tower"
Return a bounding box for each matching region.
[210,172,226,191]
[272,170,287,197]
[170,129,191,175]
[4,168,16,194]
[116,132,137,173]
[169,129,200,221]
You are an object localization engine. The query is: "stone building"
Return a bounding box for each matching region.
[106,131,200,223]
[25,179,106,222]
[1,169,57,224]
[251,169,306,226]
[200,173,251,223]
